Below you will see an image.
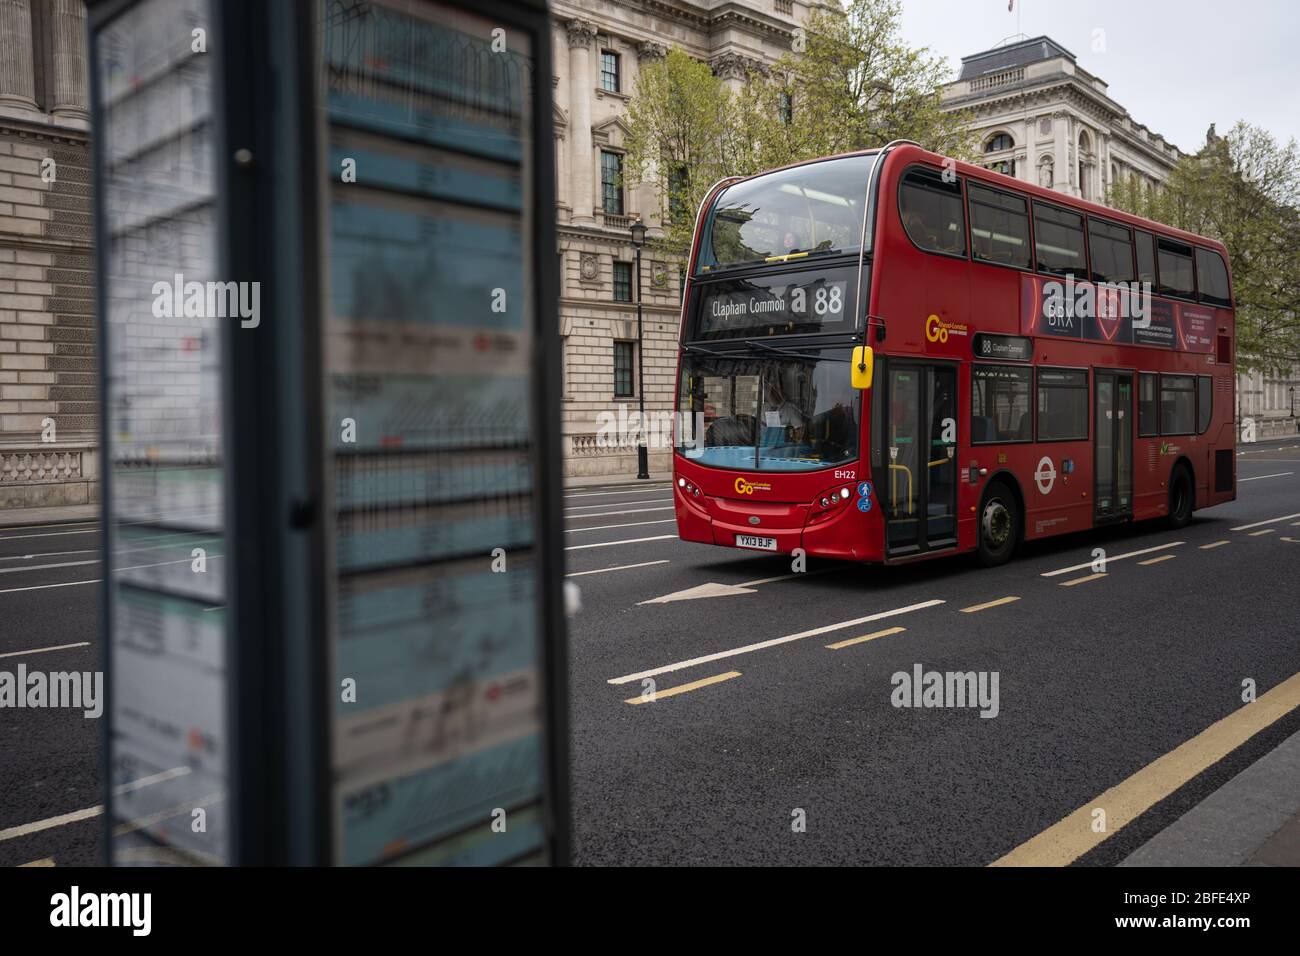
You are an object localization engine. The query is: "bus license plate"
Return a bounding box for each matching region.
[735,534,777,551]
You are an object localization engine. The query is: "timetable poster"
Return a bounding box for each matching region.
[318,0,548,865]
[95,0,229,865]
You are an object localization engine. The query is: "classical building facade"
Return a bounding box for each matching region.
[0,0,96,508]
[940,36,1182,202]
[552,0,818,477]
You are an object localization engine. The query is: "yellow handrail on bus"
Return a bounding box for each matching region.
[889,463,913,515]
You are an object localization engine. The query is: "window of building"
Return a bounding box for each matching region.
[1198,376,1214,433]
[898,167,966,256]
[1195,247,1232,307]
[1036,368,1089,441]
[600,51,620,93]
[1156,237,1194,299]
[969,183,1031,269]
[614,341,635,398]
[1160,374,1196,435]
[1134,230,1156,287]
[971,365,1032,443]
[613,261,632,302]
[985,133,1014,153]
[1088,218,1135,283]
[1139,372,1158,436]
[601,150,623,215]
[778,90,793,124]
[986,159,1016,177]
[1033,202,1087,277]
[678,265,687,304]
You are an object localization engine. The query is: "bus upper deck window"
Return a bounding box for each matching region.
[899,168,966,257]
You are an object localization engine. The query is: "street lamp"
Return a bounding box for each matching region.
[629,217,650,479]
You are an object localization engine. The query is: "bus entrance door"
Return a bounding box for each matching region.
[1095,370,1134,522]
[882,363,958,557]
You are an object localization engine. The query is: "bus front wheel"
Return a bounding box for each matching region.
[978,482,1019,567]
[1167,466,1194,529]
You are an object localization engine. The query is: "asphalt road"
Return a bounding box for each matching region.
[1,442,1298,866]
[0,517,103,867]
[564,443,1300,865]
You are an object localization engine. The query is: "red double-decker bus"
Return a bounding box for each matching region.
[673,141,1236,566]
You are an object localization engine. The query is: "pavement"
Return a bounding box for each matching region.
[1,441,1298,866]
[0,504,97,529]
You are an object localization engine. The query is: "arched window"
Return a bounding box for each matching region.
[985,133,1014,153]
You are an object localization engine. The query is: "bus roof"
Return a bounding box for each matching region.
[716,143,1228,258]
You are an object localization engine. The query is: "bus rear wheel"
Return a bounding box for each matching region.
[1167,466,1194,529]
[978,482,1019,567]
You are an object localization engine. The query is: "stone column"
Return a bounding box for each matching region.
[710,52,763,96]
[1022,116,1035,183]
[0,0,39,111]
[636,42,667,225]
[566,19,597,226]
[1053,111,1070,196]
[47,0,88,121]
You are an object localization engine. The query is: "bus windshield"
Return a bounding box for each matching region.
[696,154,876,274]
[677,349,860,471]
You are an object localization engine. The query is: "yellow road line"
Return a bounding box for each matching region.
[960,596,1020,614]
[19,858,54,867]
[1199,540,1230,550]
[1139,554,1177,566]
[826,626,906,650]
[624,670,740,704]
[1060,573,1106,587]
[990,670,1300,867]
[1249,529,1275,537]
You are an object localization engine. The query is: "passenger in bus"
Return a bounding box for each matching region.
[762,378,806,442]
[902,208,938,249]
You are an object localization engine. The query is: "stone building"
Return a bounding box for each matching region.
[551,0,817,478]
[0,0,96,508]
[940,35,1182,202]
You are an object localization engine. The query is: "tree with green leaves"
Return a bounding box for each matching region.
[622,0,973,258]
[756,0,975,168]
[1107,122,1300,373]
[622,48,766,258]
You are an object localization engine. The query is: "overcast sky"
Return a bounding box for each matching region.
[894,0,1298,155]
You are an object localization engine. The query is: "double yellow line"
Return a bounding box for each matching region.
[992,670,1300,866]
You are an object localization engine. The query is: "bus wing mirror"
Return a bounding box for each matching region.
[851,346,874,390]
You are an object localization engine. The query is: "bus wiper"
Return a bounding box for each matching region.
[743,340,848,361]
[685,340,847,362]
[682,342,732,356]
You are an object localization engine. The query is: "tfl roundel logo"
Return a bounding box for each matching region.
[1035,456,1057,495]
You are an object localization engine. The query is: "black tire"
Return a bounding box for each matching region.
[1167,465,1194,529]
[978,481,1019,567]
